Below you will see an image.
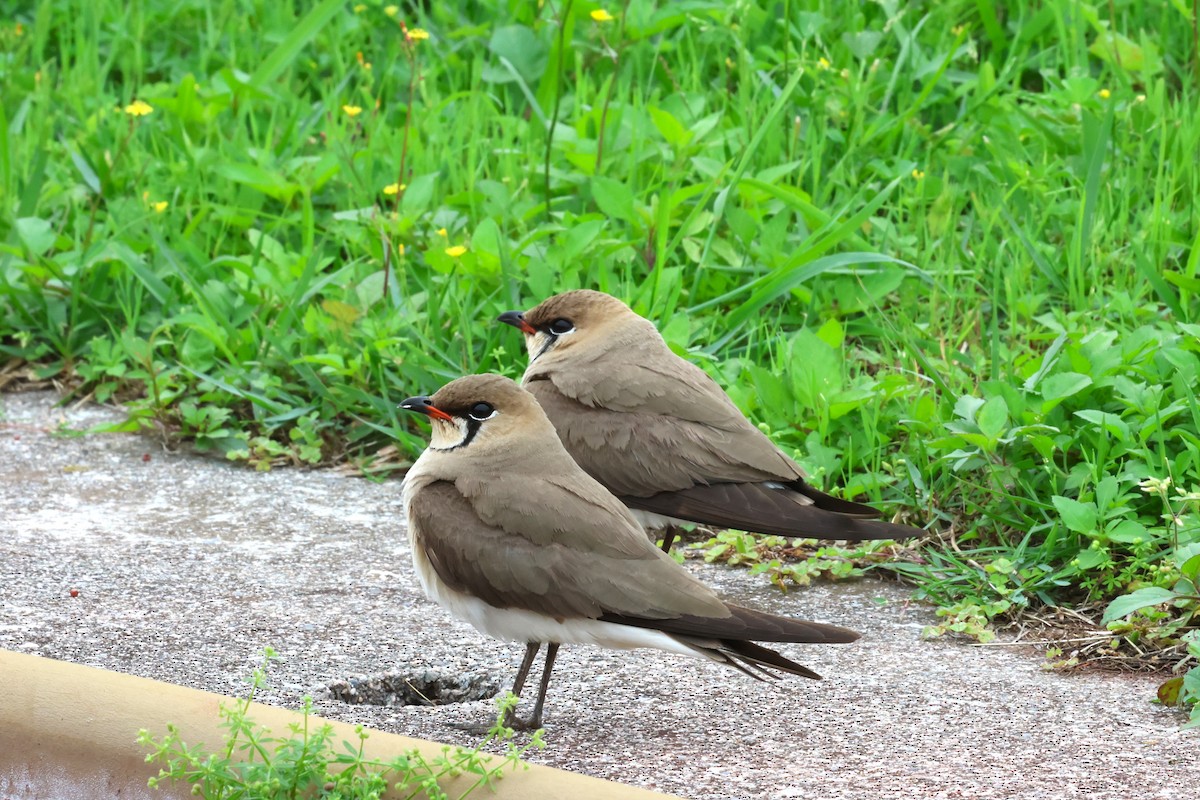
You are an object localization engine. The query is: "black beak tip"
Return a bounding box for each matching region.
[399,395,434,414]
[497,310,525,328]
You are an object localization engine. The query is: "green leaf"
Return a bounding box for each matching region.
[215,162,298,203]
[65,145,102,194]
[560,220,605,262]
[400,173,437,212]
[1178,543,1200,583]
[15,217,56,256]
[648,106,690,148]
[483,25,548,84]
[1102,587,1180,625]
[1040,372,1093,403]
[842,30,883,60]
[816,318,844,349]
[1052,496,1098,534]
[1073,409,1130,438]
[591,176,636,223]
[976,395,1008,439]
[1105,519,1147,544]
[1088,31,1162,75]
[1157,676,1184,706]
[248,0,345,91]
[471,219,503,274]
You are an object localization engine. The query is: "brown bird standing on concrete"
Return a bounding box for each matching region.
[400,374,859,728]
[498,290,924,552]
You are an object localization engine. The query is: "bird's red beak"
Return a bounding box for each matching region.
[399,396,454,422]
[497,310,537,335]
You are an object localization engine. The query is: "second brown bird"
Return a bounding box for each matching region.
[499,290,924,550]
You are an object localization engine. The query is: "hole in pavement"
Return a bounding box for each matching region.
[328,669,500,706]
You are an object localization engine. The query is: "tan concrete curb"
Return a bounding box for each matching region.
[0,650,677,799]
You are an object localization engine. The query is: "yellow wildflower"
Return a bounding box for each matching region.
[342,104,363,117]
[817,57,831,71]
[445,245,467,258]
[356,51,372,70]
[152,201,168,213]
[123,100,153,117]
[398,244,406,256]
[590,9,614,22]
[436,227,448,237]
[383,182,406,195]
[407,27,430,41]
[1098,88,1111,99]
[911,169,926,179]
[384,5,398,17]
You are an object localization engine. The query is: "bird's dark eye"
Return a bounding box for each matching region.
[468,402,495,421]
[548,318,575,335]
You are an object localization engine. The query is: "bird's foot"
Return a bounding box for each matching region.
[446,720,496,736]
[502,708,544,731]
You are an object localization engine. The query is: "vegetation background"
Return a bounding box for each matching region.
[1,0,1197,715]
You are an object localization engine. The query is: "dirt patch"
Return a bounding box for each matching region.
[328,669,501,706]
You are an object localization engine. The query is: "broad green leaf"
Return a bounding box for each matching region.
[1178,543,1200,583]
[816,318,844,349]
[483,25,547,84]
[842,30,883,60]
[322,299,359,327]
[1088,31,1162,75]
[1040,372,1093,402]
[1074,409,1130,438]
[648,106,690,148]
[1157,676,1184,706]
[1106,519,1147,544]
[401,173,438,213]
[1052,496,1097,534]
[561,220,605,262]
[976,395,1008,439]
[215,162,298,203]
[15,217,55,256]
[1102,587,1179,624]
[591,176,636,223]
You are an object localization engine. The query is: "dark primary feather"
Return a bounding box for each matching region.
[599,603,859,644]
[623,482,927,541]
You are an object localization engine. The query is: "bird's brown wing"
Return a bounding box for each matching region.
[407,481,861,645]
[527,377,794,496]
[407,479,728,619]
[527,376,923,540]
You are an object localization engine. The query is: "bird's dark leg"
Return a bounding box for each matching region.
[526,643,559,729]
[510,642,540,696]
[502,642,541,728]
[659,525,681,552]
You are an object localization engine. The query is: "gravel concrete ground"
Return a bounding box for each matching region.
[2,390,1196,799]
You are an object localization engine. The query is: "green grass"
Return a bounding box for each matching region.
[139,648,543,799]
[2,0,1198,696]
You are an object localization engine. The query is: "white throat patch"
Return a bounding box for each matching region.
[429,416,471,450]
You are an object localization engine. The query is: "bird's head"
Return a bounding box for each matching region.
[497,290,653,369]
[400,373,553,457]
